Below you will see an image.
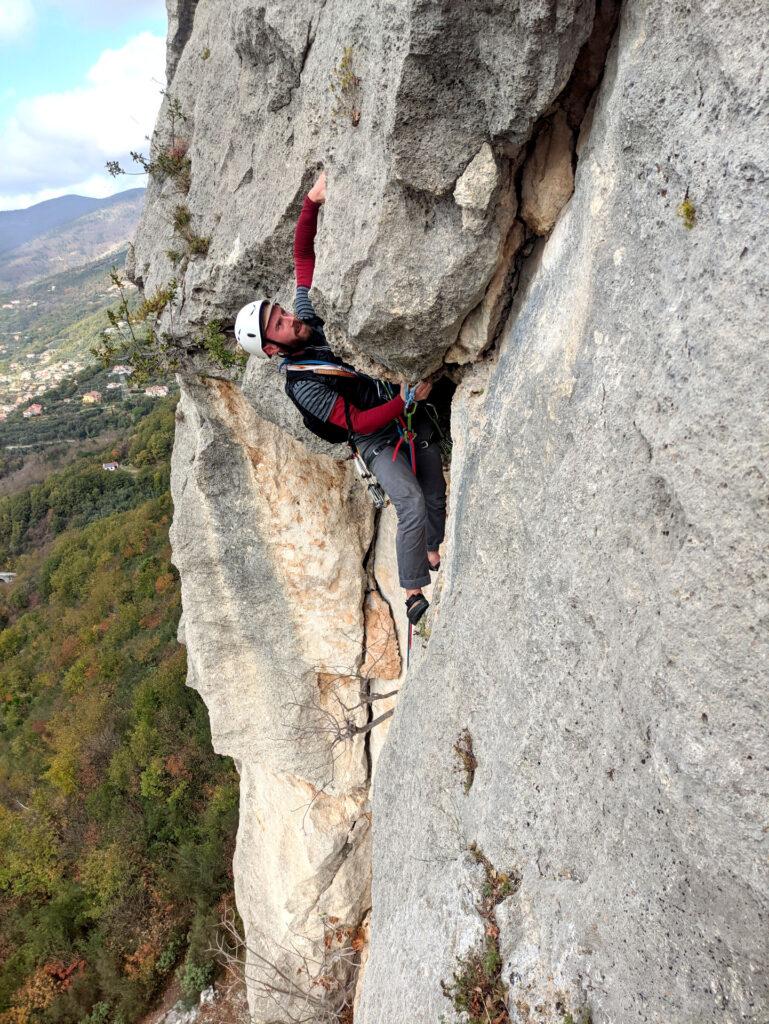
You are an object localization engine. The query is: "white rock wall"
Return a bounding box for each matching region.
[170,377,386,1018]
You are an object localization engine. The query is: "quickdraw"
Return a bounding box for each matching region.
[392,384,418,475]
[351,451,387,510]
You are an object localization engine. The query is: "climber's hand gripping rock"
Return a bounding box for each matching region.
[400,379,433,406]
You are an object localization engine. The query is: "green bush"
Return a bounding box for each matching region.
[177,960,213,1006]
[81,1001,110,1024]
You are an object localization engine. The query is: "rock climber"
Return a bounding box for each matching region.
[234,171,446,627]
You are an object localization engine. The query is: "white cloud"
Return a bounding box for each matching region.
[0,0,35,39]
[0,32,165,209]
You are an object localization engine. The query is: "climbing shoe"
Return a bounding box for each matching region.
[406,593,429,625]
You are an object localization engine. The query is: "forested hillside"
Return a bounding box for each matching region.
[0,402,238,1024]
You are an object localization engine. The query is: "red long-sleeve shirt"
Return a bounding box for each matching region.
[328,393,405,433]
[293,193,405,435]
[294,195,320,288]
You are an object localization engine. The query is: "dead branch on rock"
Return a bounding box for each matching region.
[276,625,401,824]
[287,676,397,748]
[213,900,363,1024]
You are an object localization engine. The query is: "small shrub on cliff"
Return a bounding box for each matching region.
[186,234,210,256]
[92,269,179,384]
[200,321,248,370]
[329,46,362,127]
[106,93,191,193]
[440,845,520,1024]
[453,728,477,794]
[170,205,209,258]
[172,204,192,231]
[134,282,177,322]
[214,902,363,1024]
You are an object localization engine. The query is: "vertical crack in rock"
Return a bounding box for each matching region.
[167,0,201,82]
[359,512,402,785]
[297,0,328,84]
[360,521,381,786]
[448,0,622,371]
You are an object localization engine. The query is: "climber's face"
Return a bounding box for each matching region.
[261,303,312,356]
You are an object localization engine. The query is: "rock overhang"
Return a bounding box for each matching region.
[130,0,597,379]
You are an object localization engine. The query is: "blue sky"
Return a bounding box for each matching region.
[0,0,168,210]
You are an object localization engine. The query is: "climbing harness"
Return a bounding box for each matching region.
[281,357,391,510]
[280,359,358,379]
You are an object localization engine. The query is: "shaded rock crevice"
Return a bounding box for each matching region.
[167,0,201,82]
[448,0,621,371]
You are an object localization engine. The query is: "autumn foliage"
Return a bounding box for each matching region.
[0,403,238,1024]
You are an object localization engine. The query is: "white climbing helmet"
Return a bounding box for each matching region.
[235,299,270,357]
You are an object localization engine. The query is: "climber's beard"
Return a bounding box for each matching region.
[279,329,312,354]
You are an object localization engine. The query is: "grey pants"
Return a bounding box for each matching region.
[368,441,447,589]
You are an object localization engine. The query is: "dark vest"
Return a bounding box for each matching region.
[282,342,396,445]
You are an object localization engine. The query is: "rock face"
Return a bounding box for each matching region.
[169,376,384,1018]
[137,0,769,1020]
[360,2,769,1022]
[131,0,595,375]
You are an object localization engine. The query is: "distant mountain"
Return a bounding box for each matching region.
[0,190,145,289]
[0,189,144,254]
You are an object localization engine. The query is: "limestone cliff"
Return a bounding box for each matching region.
[132,0,768,1021]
